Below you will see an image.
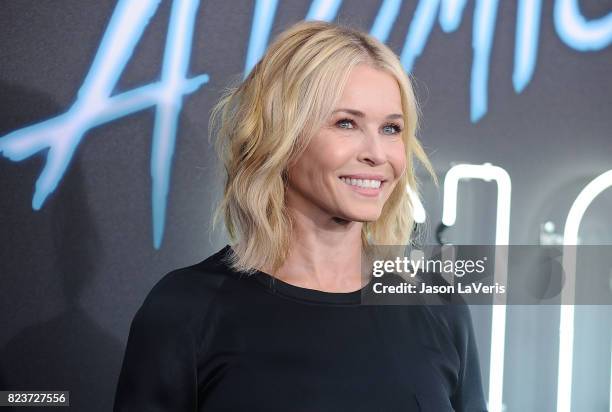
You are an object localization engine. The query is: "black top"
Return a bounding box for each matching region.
[114,245,488,411]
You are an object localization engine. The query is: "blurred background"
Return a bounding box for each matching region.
[0,1,611,410]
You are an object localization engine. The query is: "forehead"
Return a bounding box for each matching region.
[336,64,403,115]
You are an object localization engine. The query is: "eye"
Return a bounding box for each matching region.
[382,123,403,135]
[335,118,403,135]
[336,118,355,129]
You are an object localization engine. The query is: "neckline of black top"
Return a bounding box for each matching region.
[220,244,374,306]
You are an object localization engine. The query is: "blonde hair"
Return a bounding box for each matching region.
[208,20,439,275]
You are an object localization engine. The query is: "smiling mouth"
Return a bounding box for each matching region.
[338,177,387,198]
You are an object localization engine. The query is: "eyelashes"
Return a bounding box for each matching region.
[335,118,403,135]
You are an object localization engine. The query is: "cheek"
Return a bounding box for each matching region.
[290,144,349,188]
[387,142,407,177]
[308,136,355,176]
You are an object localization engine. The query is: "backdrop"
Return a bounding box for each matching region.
[1,1,611,411]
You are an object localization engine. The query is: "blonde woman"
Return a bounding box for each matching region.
[114,20,488,412]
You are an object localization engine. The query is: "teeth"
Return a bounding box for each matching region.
[340,177,382,189]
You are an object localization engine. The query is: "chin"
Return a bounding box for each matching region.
[341,209,382,222]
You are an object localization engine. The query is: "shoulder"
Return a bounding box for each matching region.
[148,258,228,302]
[413,271,475,342]
[150,247,230,298]
[133,246,235,332]
[426,301,474,343]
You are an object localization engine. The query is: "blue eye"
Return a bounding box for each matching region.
[336,118,355,129]
[335,118,403,135]
[383,123,403,135]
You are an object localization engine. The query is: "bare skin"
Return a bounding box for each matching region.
[262,63,407,292]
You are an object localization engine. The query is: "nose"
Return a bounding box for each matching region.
[357,127,386,166]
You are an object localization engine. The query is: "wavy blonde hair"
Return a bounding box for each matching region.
[208,20,438,275]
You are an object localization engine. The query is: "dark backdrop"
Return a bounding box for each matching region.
[1,1,611,410]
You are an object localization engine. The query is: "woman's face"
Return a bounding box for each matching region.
[286,63,407,223]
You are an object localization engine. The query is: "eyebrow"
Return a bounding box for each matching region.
[331,108,404,120]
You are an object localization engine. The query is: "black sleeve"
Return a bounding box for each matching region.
[449,304,489,412]
[113,271,201,411]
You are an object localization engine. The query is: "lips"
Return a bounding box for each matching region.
[338,174,387,182]
[339,177,384,197]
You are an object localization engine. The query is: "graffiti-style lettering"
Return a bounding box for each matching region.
[0,0,209,249]
[1,0,610,249]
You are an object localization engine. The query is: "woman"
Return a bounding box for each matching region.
[114,20,488,411]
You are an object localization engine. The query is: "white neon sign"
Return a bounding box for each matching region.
[442,162,512,412]
[557,169,612,412]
